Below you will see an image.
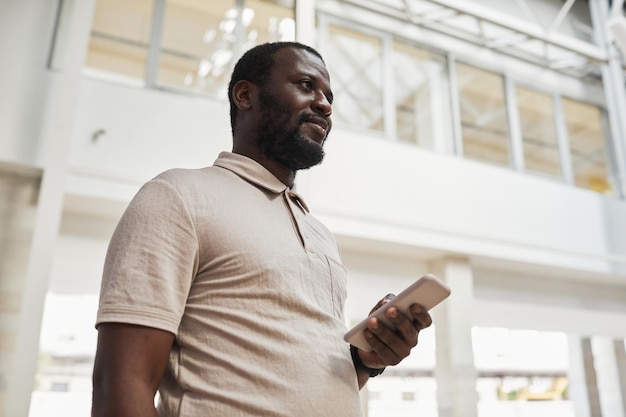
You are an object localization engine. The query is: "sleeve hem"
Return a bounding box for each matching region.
[96,306,180,335]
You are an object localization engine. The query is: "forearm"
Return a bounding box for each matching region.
[91,323,174,417]
[92,375,159,417]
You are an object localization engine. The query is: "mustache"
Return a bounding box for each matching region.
[298,113,317,123]
[299,113,330,132]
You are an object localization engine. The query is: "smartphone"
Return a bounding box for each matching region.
[344,274,451,352]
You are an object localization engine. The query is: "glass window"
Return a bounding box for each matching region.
[85,0,294,94]
[158,0,294,96]
[456,63,510,167]
[516,86,562,178]
[245,0,295,44]
[562,98,614,195]
[392,40,451,149]
[325,25,384,132]
[473,327,573,416]
[85,0,155,81]
[473,327,569,373]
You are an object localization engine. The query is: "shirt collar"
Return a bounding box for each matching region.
[212,151,310,213]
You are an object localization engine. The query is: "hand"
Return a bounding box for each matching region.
[357,296,433,370]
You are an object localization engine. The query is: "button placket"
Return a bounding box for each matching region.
[283,190,308,250]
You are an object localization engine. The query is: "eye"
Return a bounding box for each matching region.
[299,79,313,91]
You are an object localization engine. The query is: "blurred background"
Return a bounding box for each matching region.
[1,0,626,416]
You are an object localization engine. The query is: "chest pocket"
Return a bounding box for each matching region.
[326,255,348,319]
[283,190,348,319]
[305,252,348,319]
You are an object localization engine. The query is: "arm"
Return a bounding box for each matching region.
[353,301,432,389]
[92,323,175,417]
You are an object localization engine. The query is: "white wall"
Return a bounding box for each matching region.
[312,129,626,275]
[0,0,58,166]
[65,78,232,201]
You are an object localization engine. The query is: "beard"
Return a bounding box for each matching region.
[256,88,326,171]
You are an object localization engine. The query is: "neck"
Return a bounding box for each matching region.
[231,144,296,188]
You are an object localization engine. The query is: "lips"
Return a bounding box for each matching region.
[302,115,330,138]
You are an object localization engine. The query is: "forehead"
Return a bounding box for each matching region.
[270,47,330,82]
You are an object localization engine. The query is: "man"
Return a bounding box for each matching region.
[92,41,432,417]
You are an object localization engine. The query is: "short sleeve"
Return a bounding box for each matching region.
[96,178,199,334]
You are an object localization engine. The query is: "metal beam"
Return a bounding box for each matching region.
[336,0,608,78]
[425,0,607,62]
[548,0,577,34]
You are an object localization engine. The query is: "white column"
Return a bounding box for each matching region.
[0,166,41,417]
[431,257,478,417]
[616,339,626,415]
[589,0,626,197]
[295,0,316,46]
[592,336,626,417]
[567,335,602,417]
[4,0,96,416]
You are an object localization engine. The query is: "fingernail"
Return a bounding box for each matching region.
[369,318,378,330]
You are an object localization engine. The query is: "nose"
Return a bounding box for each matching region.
[313,92,332,117]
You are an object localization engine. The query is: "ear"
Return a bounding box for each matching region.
[232,80,256,111]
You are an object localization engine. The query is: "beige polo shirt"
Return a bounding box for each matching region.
[96,152,362,417]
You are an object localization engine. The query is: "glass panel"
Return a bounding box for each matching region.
[473,327,569,377]
[85,0,154,81]
[246,0,295,44]
[473,327,574,416]
[158,0,294,96]
[325,25,384,132]
[392,40,451,149]
[562,98,614,195]
[516,86,562,178]
[456,63,510,167]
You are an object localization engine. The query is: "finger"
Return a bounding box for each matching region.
[384,306,418,345]
[363,327,403,366]
[410,304,433,330]
[366,317,412,363]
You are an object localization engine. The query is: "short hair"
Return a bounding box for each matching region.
[227,41,325,133]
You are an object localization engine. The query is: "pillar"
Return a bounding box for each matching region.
[431,257,478,417]
[3,0,96,415]
[592,336,626,417]
[0,166,41,417]
[568,335,602,417]
[616,339,626,416]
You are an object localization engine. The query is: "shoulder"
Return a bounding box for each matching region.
[130,166,242,217]
[154,167,213,185]
[146,166,230,195]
